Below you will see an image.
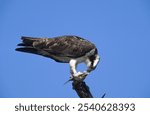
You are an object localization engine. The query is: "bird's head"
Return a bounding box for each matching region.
[88,49,100,72]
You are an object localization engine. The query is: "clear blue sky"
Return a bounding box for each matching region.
[0,0,150,98]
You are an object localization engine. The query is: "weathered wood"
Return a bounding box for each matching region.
[68,73,105,98]
[72,81,93,98]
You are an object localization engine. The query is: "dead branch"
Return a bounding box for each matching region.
[72,81,93,98]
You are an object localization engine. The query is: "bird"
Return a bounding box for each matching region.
[16,35,100,81]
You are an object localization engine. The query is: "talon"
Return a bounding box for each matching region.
[83,71,90,75]
[73,72,83,77]
[71,71,89,81]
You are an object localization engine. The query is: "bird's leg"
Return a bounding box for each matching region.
[69,59,83,78]
[69,59,77,75]
[69,60,89,81]
[84,59,92,73]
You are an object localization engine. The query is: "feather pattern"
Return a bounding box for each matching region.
[16,35,97,63]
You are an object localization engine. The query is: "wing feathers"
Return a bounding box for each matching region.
[16,36,96,59]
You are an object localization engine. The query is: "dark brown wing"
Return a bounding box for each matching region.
[16,36,96,58]
[35,36,96,58]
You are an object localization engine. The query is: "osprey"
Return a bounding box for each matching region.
[16,35,100,80]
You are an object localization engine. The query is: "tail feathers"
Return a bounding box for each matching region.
[16,36,53,59]
[17,43,29,46]
[16,37,43,55]
[15,47,53,59]
[20,36,40,46]
[15,47,38,54]
[21,36,40,41]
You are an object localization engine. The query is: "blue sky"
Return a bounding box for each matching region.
[0,0,150,98]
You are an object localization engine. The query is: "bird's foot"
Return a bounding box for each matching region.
[71,71,89,81]
[64,71,89,85]
[73,71,83,77]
